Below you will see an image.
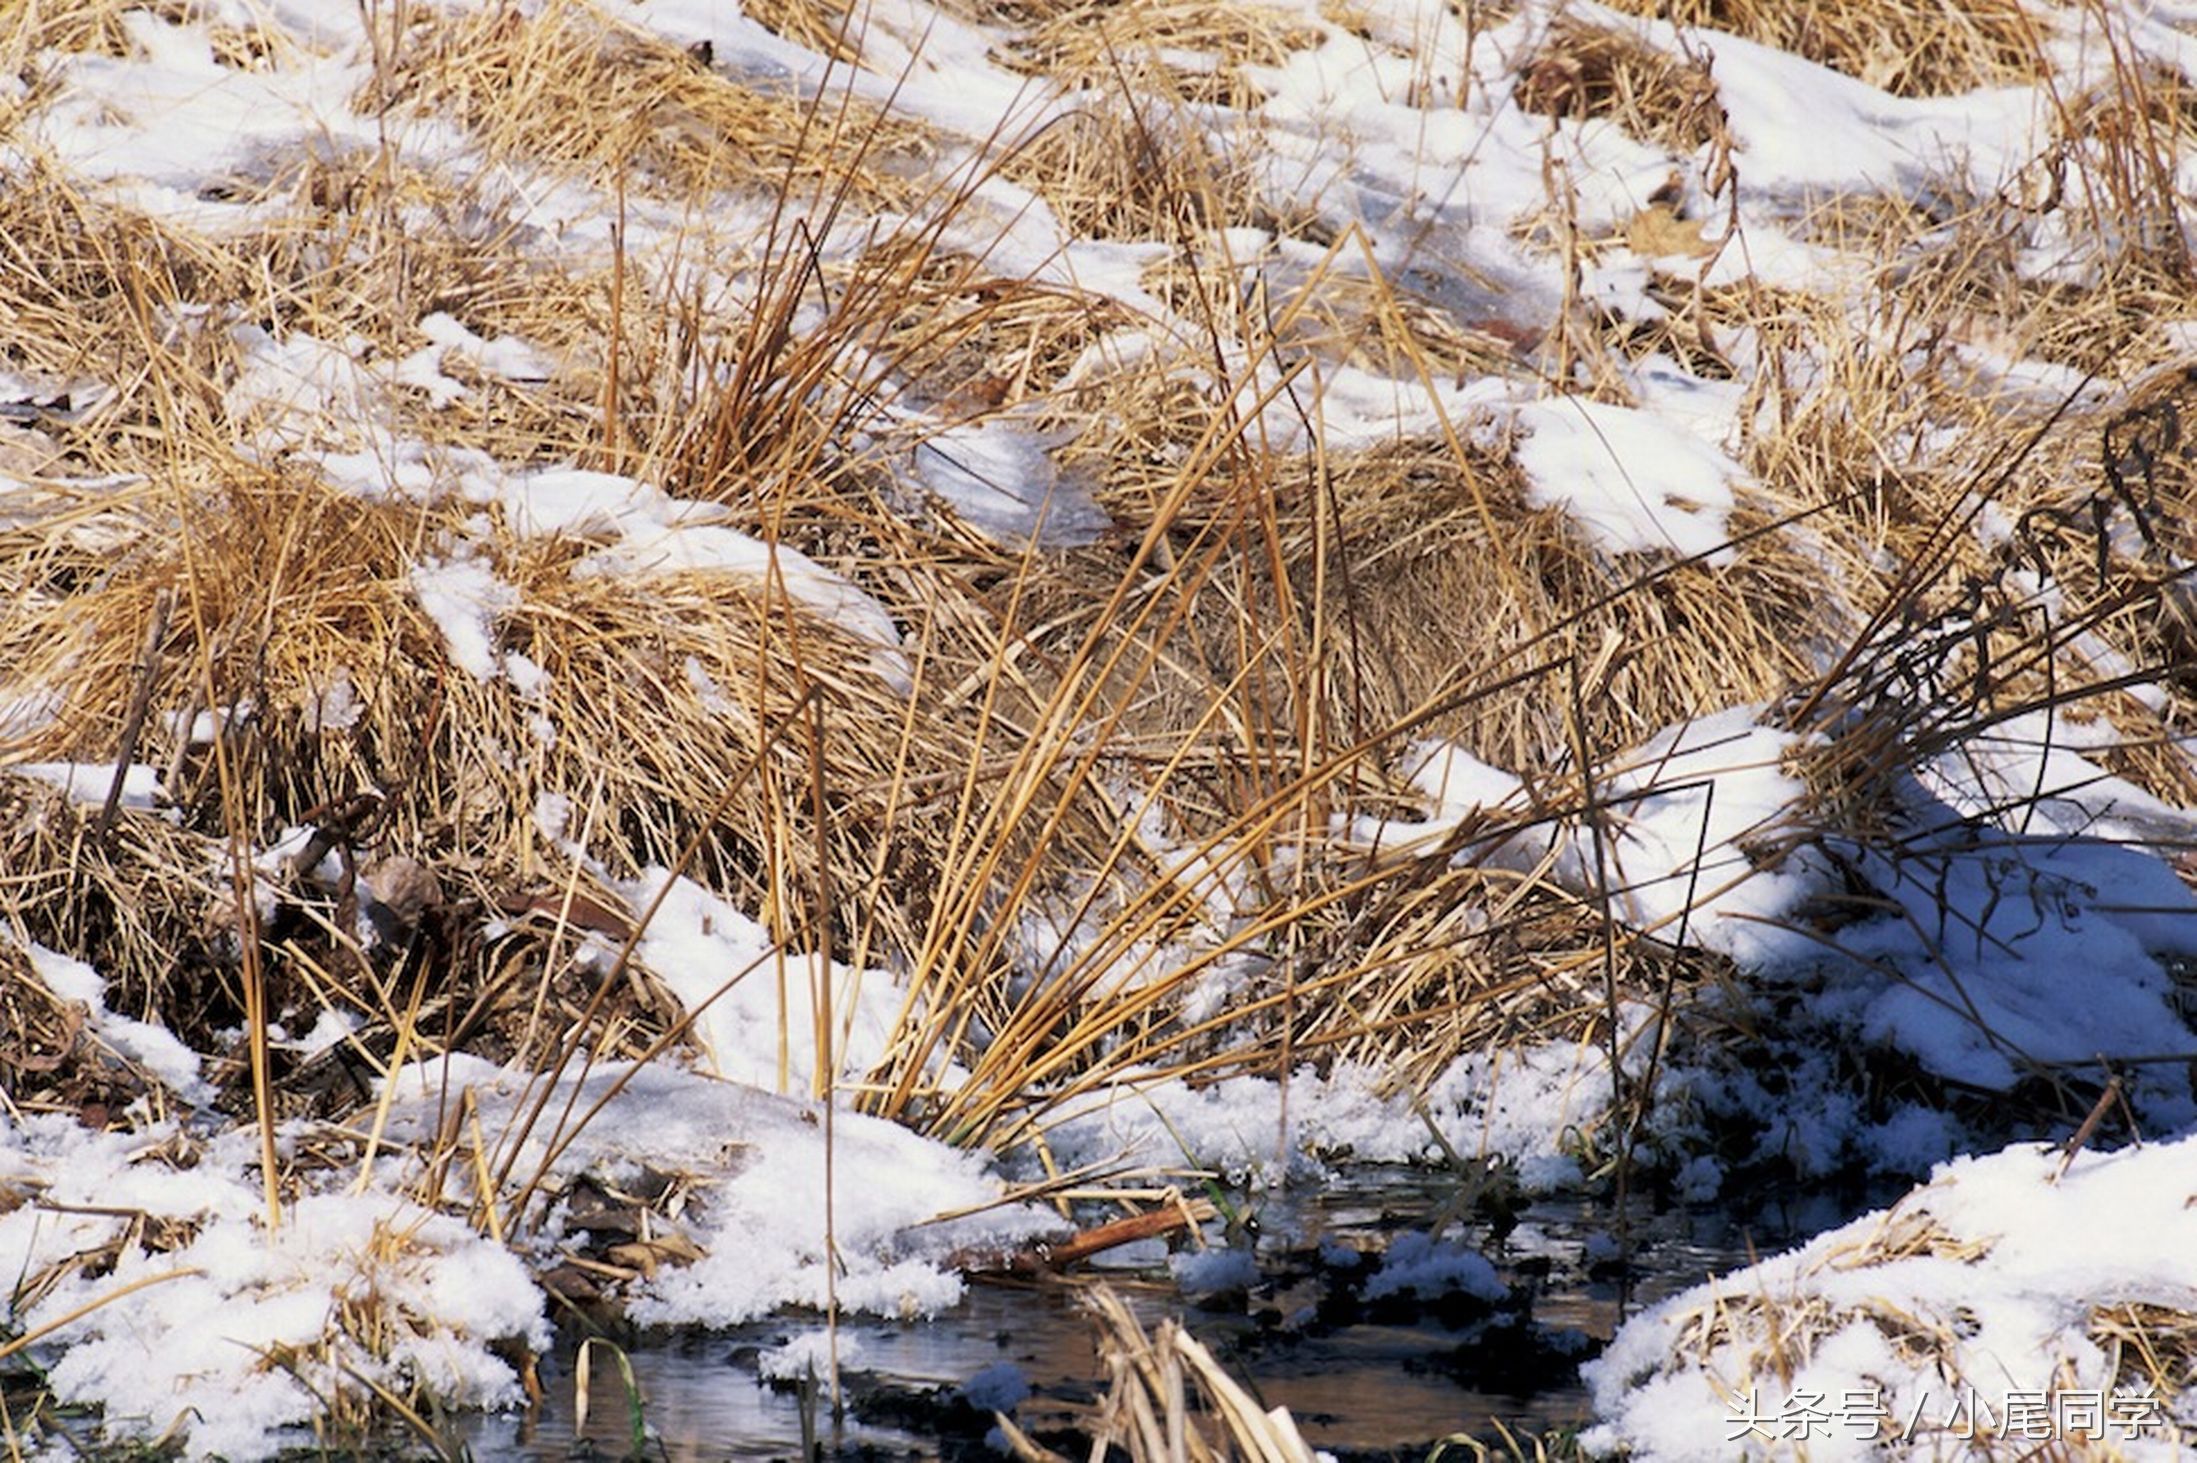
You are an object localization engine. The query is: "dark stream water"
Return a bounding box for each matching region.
[459,1170,1890,1460]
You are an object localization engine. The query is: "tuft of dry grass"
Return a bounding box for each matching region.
[355,0,937,209]
[1007,0,1323,110]
[996,1285,1320,1463]
[1513,14,1724,156]
[2094,1301,2197,1418]
[1592,0,2051,98]
[737,0,866,65]
[996,86,1294,244]
[1665,1204,1992,1404]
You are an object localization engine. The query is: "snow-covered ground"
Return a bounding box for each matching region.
[5,0,2197,1455]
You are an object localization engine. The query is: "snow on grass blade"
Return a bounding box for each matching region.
[1586,1135,2197,1461]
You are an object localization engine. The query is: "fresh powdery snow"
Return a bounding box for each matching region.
[8,936,206,1101]
[374,1056,1063,1329]
[618,865,928,1093]
[1365,1231,1508,1303]
[2,1055,1062,1458]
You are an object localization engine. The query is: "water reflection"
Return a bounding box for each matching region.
[461,1169,1899,1459]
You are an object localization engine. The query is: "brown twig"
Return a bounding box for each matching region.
[96,586,172,841]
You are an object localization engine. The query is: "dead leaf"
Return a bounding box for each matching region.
[1626,203,1713,259]
[607,1231,706,1277]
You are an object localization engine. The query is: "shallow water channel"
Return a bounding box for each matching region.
[462,1169,1889,1460]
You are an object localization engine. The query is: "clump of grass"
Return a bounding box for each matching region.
[1592,0,2050,97]
[1007,0,1324,110]
[2044,9,2197,277]
[2093,1301,2197,1417]
[1513,14,1723,155]
[996,83,1289,244]
[996,1285,1320,1462]
[1632,1192,2197,1458]
[0,777,232,1070]
[862,244,1146,414]
[354,0,936,208]
[1669,1206,1988,1387]
[737,0,864,65]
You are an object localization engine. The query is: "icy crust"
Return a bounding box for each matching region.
[29,11,396,235]
[1788,738,2197,1106]
[901,412,1112,549]
[1834,819,2197,1092]
[5,760,164,811]
[1584,1136,2197,1461]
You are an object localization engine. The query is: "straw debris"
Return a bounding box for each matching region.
[996,1284,1320,1463]
[1007,0,1324,110]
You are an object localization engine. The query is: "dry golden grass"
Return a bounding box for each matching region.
[3,0,2194,1173]
[1593,0,2052,98]
[1646,1195,2197,1456]
[1008,0,1323,110]
[1663,1204,1994,1414]
[355,0,937,209]
[996,88,1293,244]
[1513,13,1723,155]
[738,0,865,65]
[2094,1301,2197,1419]
[12,0,2197,1454]
[864,244,1147,412]
[997,1284,1321,1463]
